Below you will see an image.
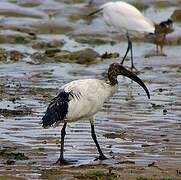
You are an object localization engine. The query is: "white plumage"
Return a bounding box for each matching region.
[101,1,155,34]
[63,79,117,122]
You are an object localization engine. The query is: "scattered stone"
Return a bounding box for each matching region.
[32,23,73,34]
[32,40,64,49]
[143,67,153,70]
[163,109,167,115]
[8,97,17,103]
[42,140,47,144]
[148,162,155,167]
[101,51,119,60]
[6,159,15,165]
[0,48,8,61]
[162,138,170,142]
[171,9,181,22]
[0,49,25,62]
[31,52,45,63]
[54,48,100,65]
[45,48,61,57]
[8,50,24,61]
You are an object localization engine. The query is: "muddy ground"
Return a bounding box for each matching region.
[0,0,181,179]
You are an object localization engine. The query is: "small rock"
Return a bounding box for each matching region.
[171,9,181,22]
[45,48,61,57]
[6,159,15,165]
[148,161,155,167]
[70,48,100,64]
[54,48,100,65]
[31,52,45,63]
[8,50,24,61]
[101,52,119,59]
[0,48,8,61]
[32,40,64,49]
[163,109,167,115]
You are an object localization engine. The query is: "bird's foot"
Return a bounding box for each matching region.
[54,158,78,166]
[54,158,70,166]
[94,155,108,161]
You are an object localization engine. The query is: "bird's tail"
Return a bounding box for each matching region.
[40,109,59,128]
[40,91,70,128]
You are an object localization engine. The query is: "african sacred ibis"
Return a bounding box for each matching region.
[41,63,150,165]
[88,1,174,69]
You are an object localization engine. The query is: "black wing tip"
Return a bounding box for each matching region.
[41,112,58,128]
[40,90,70,128]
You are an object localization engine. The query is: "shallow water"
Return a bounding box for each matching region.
[0,0,181,179]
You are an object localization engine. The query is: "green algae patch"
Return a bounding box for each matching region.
[27,87,57,101]
[41,165,118,180]
[0,108,32,117]
[74,169,117,180]
[104,131,126,140]
[0,148,29,162]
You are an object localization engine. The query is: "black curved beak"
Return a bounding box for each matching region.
[118,65,150,99]
[87,8,103,17]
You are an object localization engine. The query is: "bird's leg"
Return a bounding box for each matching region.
[90,122,107,160]
[121,32,136,70]
[55,122,68,165]
[121,32,131,65]
[160,34,166,54]
[130,38,135,70]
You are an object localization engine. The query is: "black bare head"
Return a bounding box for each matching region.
[108,63,150,99]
